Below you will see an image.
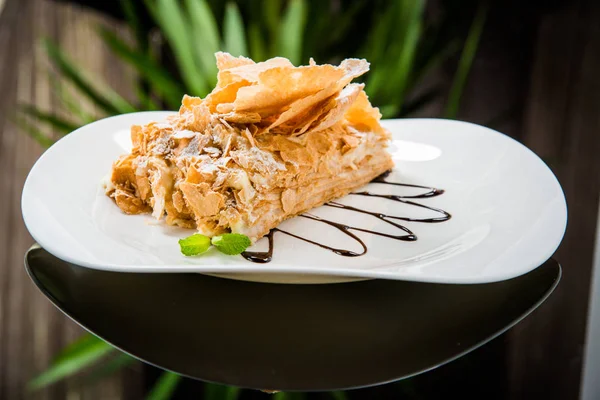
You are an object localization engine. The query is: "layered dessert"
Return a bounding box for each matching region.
[105,52,393,241]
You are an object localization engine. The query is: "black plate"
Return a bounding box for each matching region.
[25,246,560,391]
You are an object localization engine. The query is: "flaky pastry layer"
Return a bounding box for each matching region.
[105,52,393,241]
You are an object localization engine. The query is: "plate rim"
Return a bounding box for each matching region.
[21,113,568,284]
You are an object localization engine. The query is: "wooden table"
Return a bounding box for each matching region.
[0,0,141,398]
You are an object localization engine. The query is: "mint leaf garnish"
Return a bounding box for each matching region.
[211,233,251,255]
[179,234,211,256]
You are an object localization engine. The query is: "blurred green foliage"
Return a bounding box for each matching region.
[19,0,487,148]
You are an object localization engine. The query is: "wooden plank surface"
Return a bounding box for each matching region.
[447,2,599,398]
[0,0,141,398]
[506,1,600,399]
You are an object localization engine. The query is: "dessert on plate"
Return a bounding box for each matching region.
[105,52,393,242]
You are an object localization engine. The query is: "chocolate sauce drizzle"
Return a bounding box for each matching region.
[242,171,451,263]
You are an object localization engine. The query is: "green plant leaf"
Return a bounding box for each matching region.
[384,0,424,110]
[98,27,183,108]
[277,0,307,65]
[53,334,103,364]
[43,39,136,115]
[273,392,306,400]
[445,1,489,119]
[204,383,241,400]
[365,0,426,110]
[146,0,208,96]
[12,116,55,148]
[389,16,422,110]
[179,233,211,256]
[18,104,79,134]
[145,371,181,400]
[135,84,162,111]
[84,352,137,385]
[379,104,399,119]
[330,391,348,400]
[47,72,96,124]
[186,0,220,85]
[300,1,329,59]
[325,0,366,47]
[364,7,395,66]
[409,39,460,92]
[224,386,241,400]
[28,335,114,391]
[223,2,248,57]
[364,66,386,103]
[248,23,267,61]
[211,233,251,255]
[263,0,281,38]
[186,0,220,52]
[121,0,148,52]
[204,383,220,400]
[363,6,396,98]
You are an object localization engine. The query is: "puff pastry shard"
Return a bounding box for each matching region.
[105,52,394,241]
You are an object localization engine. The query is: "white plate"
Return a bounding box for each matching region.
[22,112,567,284]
